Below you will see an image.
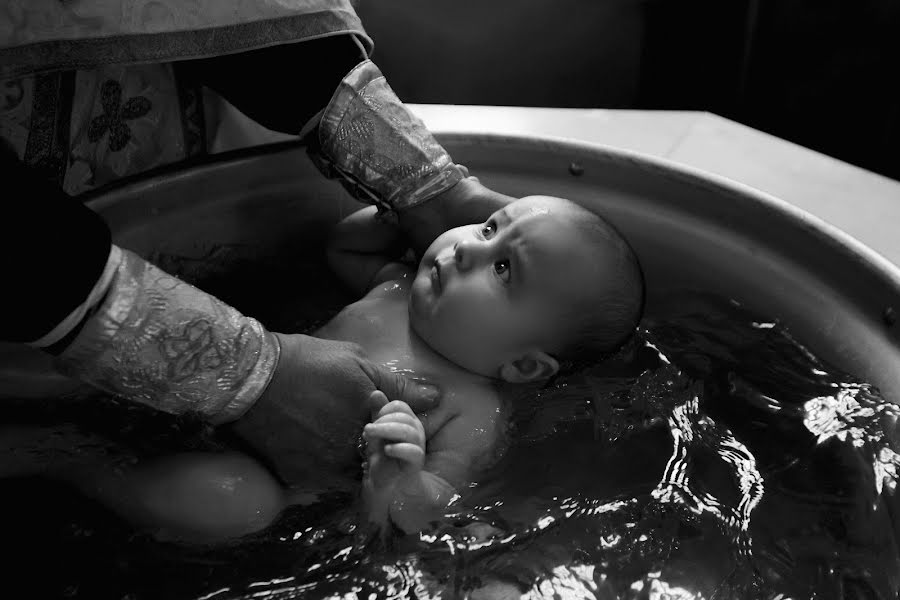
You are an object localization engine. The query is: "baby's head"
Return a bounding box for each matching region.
[409,195,644,382]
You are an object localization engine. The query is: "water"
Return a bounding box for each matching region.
[2,290,898,599]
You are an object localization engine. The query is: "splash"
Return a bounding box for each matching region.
[228,556,444,600]
[803,384,900,498]
[628,572,705,600]
[651,390,765,560]
[30,292,893,600]
[522,564,600,600]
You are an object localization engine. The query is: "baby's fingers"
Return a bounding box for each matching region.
[363,421,424,447]
[372,411,421,430]
[384,442,425,470]
[367,390,390,419]
[376,399,416,420]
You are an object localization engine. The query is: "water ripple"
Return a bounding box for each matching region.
[651,387,765,561]
[803,385,900,498]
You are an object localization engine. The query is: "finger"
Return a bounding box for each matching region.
[367,390,389,417]
[367,366,440,413]
[377,398,432,431]
[364,433,384,456]
[362,414,388,455]
[366,451,383,473]
[384,443,425,469]
[364,421,424,445]
[370,411,421,428]
[376,399,416,420]
[365,427,381,451]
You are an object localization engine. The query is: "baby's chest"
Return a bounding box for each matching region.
[421,387,507,454]
[315,289,412,361]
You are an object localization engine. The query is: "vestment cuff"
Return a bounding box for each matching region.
[311,60,465,216]
[56,247,280,424]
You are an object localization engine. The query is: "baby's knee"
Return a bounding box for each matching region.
[128,452,285,543]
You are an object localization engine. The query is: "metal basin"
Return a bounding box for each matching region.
[85,134,900,402]
[4,133,900,598]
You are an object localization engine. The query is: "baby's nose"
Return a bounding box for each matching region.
[454,240,474,271]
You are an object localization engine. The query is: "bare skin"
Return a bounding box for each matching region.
[0,283,505,543]
[1,195,633,543]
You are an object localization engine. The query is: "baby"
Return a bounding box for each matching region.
[322,195,644,533]
[2,195,643,542]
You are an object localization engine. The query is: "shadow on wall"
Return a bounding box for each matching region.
[358,0,899,182]
[639,0,900,182]
[357,0,645,108]
[742,0,900,182]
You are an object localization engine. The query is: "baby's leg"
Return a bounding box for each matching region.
[85,451,287,543]
[0,425,286,543]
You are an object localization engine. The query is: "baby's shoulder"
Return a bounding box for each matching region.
[316,281,409,345]
[366,265,415,298]
[341,272,412,314]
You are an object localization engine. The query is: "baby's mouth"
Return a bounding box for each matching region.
[431,259,443,293]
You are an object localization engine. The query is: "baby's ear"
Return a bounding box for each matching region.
[499,350,559,384]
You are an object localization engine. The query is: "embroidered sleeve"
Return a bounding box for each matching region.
[312,60,465,213]
[55,246,280,424]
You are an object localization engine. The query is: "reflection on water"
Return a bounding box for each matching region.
[651,391,764,562]
[803,386,900,498]
[211,293,898,600]
[3,292,899,599]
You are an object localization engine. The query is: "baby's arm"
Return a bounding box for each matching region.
[327,206,412,295]
[362,392,493,534]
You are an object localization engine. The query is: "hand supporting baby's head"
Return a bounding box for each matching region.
[408,195,644,382]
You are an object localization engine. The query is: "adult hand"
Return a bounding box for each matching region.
[399,174,516,256]
[230,333,440,485]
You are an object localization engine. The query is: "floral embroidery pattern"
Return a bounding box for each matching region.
[160,319,225,381]
[87,79,151,152]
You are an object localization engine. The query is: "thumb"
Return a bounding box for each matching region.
[367,390,389,418]
[370,367,441,413]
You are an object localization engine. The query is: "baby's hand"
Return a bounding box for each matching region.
[363,391,426,489]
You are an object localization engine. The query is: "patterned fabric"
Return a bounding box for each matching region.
[0,0,371,195]
[56,247,281,424]
[0,0,371,79]
[315,60,465,213]
[1,64,203,195]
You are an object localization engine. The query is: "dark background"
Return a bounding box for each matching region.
[358,0,899,182]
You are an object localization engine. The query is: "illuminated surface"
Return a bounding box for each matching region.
[409,105,900,268]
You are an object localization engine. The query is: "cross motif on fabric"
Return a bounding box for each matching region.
[88,79,152,152]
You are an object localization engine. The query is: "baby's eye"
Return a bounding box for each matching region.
[494,259,511,282]
[480,222,497,239]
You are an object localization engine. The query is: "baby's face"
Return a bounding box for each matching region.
[409,196,611,378]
